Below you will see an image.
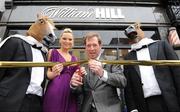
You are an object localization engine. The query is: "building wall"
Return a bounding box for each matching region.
[0,0,179,59]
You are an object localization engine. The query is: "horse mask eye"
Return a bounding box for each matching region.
[124,25,138,40]
[39,19,45,24]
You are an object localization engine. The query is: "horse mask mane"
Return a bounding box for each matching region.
[26,14,57,47]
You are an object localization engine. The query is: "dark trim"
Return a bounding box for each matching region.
[0,22,8,26]
[5,22,171,29]
[49,45,131,49]
[12,1,161,7]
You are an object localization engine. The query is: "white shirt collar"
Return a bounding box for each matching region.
[131,38,156,51]
[0,34,48,53]
[96,54,101,60]
[25,36,48,53]
[25,36,44,47]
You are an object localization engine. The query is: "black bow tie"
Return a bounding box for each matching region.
[32,44,47,53]
[135,45,148,51]
[32,44,42,50]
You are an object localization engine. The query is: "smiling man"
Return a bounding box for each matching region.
[70,32,126,112]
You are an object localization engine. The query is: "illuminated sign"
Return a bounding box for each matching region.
[42,6,125,20]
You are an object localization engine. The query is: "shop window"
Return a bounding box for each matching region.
[7,29,157,45]
[7,29,158,60]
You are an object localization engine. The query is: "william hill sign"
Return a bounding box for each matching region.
[42,6,125,20]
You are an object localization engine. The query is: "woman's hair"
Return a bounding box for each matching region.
[63,28,73,33]
[60,28,73,37]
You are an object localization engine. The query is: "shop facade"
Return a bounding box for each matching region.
[0,0,178,60]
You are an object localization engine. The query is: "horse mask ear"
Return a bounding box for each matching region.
[134,22,141,30]
[37,13,44,20]
[37,13,47,24]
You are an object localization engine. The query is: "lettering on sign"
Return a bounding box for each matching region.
[42,6,94,18]
[95,8,125,19]
[42,6,125,20]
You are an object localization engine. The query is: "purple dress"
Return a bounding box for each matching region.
[43,49,78,112]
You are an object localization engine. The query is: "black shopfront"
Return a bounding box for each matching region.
[0,0,177,60]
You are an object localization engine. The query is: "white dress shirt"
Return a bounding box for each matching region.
[25,36,45,96]
[131,38,161,98]
[26,47,44,96]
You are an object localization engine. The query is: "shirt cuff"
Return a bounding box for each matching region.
[99,70,108,82]
[131,109,138,112]
[70,84,77,90]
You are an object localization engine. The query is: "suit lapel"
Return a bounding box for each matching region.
[149,42,158,60]
[86,67,99,89]
[148,42,158,71]
[22,42,32,74]
[91,72,98,89]
[85,58,102,89]
[130,51,141,78]
[92,56,106,89]
[41,51,47,61]
[42,52,47,90]
[84,65,93,89]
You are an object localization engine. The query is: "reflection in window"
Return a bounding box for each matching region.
[102,49,117,60]
[8,29,157,46]
[70,49,86,60]
[7,29,158,60]
[119,49,129,60]
[70,48,119,61]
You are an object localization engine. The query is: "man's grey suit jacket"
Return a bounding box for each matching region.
[78,59,126,112]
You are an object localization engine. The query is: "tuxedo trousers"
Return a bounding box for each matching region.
[145,95,168,112]
[19,94,42,112]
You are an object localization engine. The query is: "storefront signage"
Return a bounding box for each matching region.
[42,6,125,19]
[8,5,159,23]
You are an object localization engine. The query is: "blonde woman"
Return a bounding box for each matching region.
[43,28,84,112]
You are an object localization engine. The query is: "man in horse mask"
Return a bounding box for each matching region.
[0,14,58,112]
[123,22,180,112]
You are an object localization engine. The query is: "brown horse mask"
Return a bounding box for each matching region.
[124,23,140,40]
[26,14,57,47]
[125,22,144,44]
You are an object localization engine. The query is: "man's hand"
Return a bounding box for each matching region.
[88,59,104,77]
[70,69,84,87]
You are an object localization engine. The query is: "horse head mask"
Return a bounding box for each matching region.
[26,13,57,47]
[124,22,140,40]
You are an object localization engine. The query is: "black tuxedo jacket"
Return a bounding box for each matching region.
[124,40,180,112]
[0,37,47,111]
